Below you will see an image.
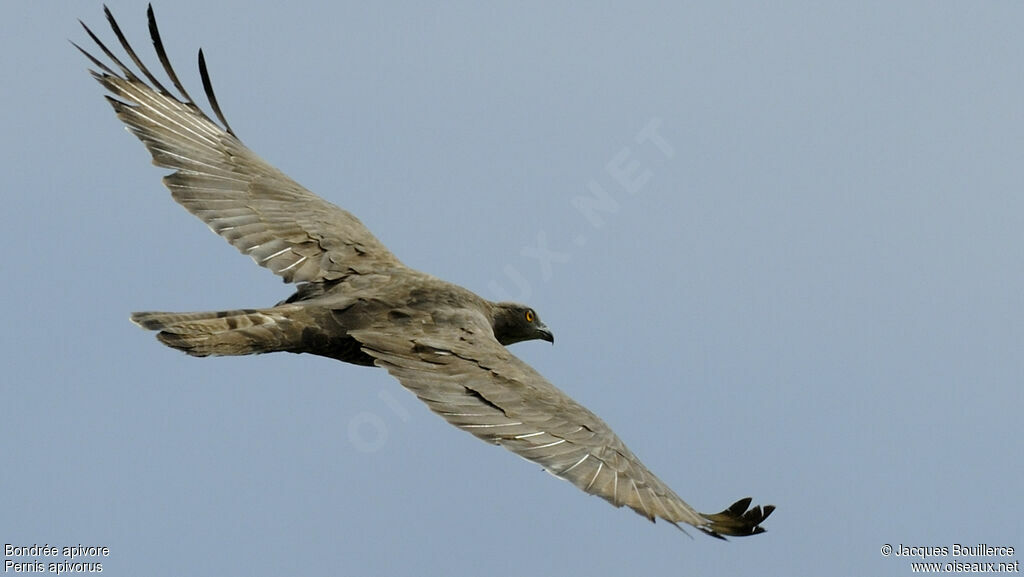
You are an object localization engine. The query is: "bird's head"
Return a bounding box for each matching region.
[490,302,554,346]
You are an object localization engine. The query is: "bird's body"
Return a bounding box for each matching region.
[133,269,542,364]
[76,5,773,538]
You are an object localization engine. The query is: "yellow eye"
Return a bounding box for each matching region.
[525,310,535,323]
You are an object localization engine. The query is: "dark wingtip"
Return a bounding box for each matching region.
[146,2,196,106]
[699,497,775,539]
[198,48,236,137]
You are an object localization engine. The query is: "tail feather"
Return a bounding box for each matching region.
[130,307,299,357]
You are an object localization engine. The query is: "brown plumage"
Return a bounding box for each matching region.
[76,5,773,538]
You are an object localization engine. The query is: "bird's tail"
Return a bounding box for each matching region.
[130,306,300,357]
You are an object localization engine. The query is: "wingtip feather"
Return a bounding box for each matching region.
[698,497,775,539]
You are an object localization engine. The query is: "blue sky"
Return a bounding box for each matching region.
[2,2,1022,575]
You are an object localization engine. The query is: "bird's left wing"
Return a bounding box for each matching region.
[350,311,773,538]
[74,6,402,284]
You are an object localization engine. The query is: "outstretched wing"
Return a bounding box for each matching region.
[75,6,401,284]
[351,311,773,538]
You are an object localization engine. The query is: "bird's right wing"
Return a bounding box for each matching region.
[75,6,401,284]
[350,311,773,538]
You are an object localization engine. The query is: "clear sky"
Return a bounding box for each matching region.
[2,2,1022,575]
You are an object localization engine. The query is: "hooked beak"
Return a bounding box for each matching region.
[537,323,554,344]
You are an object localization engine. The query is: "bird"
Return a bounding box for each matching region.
[75,5,773,539]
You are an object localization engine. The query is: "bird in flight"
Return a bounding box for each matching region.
[75,5,773,539]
